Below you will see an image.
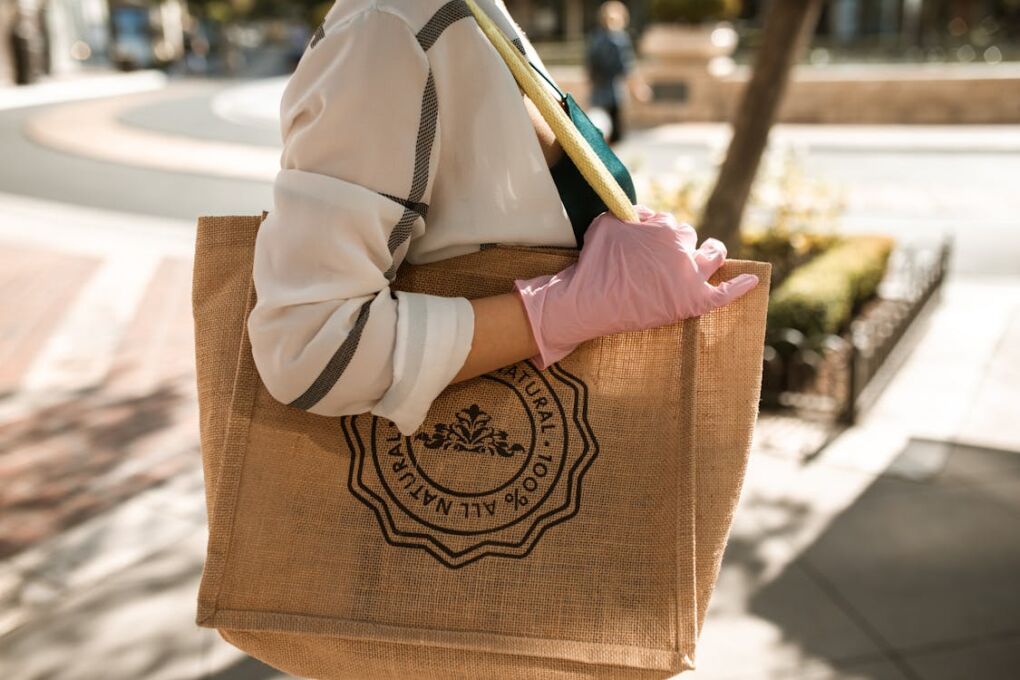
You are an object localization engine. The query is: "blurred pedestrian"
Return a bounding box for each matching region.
[585,1,652,144]
[285,12,312,72]
[181,15,210,76]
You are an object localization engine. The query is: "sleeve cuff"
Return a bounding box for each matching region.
[370,292,475,435]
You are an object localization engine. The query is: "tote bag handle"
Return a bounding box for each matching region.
[464,0,639,223]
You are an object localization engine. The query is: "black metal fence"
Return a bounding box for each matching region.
[762,237,952,424]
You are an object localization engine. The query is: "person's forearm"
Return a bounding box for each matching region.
[450,292,540,383]
[523,93,562,167]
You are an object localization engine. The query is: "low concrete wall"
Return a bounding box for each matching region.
[549,63,1020,126]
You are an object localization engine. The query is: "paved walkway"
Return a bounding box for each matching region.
[17,77,1020,277]
[23,84,279,182]
[2,192,1017,680]
[1,76,1018,679]
[0,193,278,679]
[0,70,167,112]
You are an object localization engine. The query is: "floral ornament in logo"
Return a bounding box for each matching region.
[414,404,526,458]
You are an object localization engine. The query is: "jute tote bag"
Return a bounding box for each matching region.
[193,211,771,679]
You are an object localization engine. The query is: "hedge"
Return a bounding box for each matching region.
[767,235,895,340]
[740,228,840,287]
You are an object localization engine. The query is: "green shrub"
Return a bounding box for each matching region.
[740,228,840,287]
[767,235,895,340]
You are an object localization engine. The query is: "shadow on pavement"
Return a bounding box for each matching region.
[207,656,283,680]
[744,438,1020,678]
[0,375,196,559]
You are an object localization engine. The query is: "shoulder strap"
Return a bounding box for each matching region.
[463,0,638,222]
[526,58,566,102]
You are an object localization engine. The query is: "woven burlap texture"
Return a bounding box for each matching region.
[192,213,771,679]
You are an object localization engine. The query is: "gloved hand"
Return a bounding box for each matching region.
[514,205,760,370]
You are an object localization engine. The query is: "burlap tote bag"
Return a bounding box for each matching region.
[193,208,771,679]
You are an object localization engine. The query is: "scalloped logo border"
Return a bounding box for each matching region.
[342,360,599,569]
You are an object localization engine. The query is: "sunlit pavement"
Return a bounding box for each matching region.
[0,75,1018,679]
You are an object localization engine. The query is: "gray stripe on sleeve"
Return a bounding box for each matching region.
[291,68,440,409]
[384,207,420,281]
[377,192,428,220]
[383,69,438,279]
[288,298,373,410]
[406,71,438,206]
[309,23,325,49]
[416,0,472,51]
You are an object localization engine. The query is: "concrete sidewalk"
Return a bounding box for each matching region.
[17,79,1020,278]
[2,80,1019,678]
[0,194,279,679]
[695,277,1020,678]
[0,189,1018,679]
[0,70,168,112]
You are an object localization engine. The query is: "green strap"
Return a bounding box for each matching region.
[526,59,566,103]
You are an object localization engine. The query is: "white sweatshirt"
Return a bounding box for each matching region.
[248,0,575,436]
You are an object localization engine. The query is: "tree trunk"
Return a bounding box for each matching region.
[563,0,584,41]
[698,0,823,246]
[0,0,17,86]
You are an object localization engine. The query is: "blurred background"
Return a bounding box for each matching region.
[1,1,1018,678]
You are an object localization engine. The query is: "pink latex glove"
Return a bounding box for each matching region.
[514,205,760,370]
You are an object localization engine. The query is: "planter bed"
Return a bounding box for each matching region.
[760,236,951,426]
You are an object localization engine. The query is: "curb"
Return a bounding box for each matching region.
[0,70,168,112]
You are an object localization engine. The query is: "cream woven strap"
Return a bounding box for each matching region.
[464,0,639,222]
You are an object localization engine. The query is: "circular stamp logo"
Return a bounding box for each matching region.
[344,360,598,568]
